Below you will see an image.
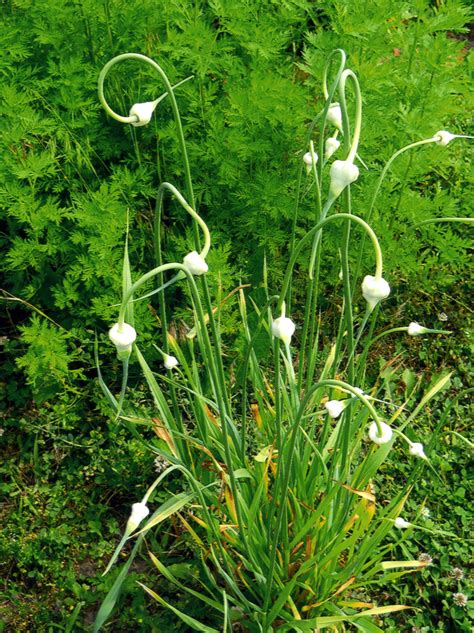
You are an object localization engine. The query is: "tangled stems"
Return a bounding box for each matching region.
[263,378,384,622]
[238,294,279,456]
[320,48,347,172]
[297,60,362,389]
[288,49,346,310]
[98,53,232,424]
[292,211,383,389]
[322,49,347,101]
[337,69,362,382]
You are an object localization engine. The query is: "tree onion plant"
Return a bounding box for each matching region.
[93,50,471,632]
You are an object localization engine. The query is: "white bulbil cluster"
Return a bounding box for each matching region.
[126,502,150,532]
[435,130,455,146]
[368,421,393,445]
[271,316,295,345]
[109,322,137,354]
[129,101,158,127]
[409,442,427,460]
[303,151,318,174]
[407,322,428,336]
[361,275,390,310]
[183,251,208,275]
[324,399,345,419]
[327,102,343,131]
[325,137,340,160]
[329,160,359,197]
[163,354,179,370]
[394,516,411,529]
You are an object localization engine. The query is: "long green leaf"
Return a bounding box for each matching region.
[138,582,220,632]
[93,536,144,632]
[149,552,224,613]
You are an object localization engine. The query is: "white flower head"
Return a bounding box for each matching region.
[450,567,464,581]
[362,275,390,310]
[421,506,430,518]
[325,399,345,419]
[452,592,468,608]
[409,442,427,460]
[183,251,208,275]
[154,455,169,474]
[271,315,295,345]
[368,421,393,445]
[407,322,428,336]
[329,160,359,197]
[163,354,179,370]
[325,137,341,160]
[327,102,343,131]
[350,386,364,398]
[435,130,456,146]
[418,552,433,564]
[129,101,158,127]
[394,516,411,529]
[109,322,137,355]
[126,502,150,532]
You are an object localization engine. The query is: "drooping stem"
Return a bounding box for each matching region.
[278,212,384,312]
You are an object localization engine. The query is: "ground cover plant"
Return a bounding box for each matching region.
[1,1,473,631]
[90,48,473,631]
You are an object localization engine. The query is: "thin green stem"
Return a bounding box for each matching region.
[279,212,384,312]
[339,70,362,164]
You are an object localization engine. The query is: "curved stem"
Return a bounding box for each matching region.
[338,69,362,164]
[351,136,440,292]
[98,54,192,125]
[98,53,196,219]
[279,212,384,312]
[118,262,186,326]
[288,50,346,312]
[392,427,416,447]
[368,137,439,222]
[322,49,347,100]
[156,182,211,257]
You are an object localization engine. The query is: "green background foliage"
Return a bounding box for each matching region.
[0,0,472,630]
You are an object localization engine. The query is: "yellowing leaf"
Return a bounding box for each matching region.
[250,403,263,430]
[254,444,275,462]
[333,576,356,596]
[337,600,374,609]
[338,482,376,502]
[224,486,238,523]
[151,417,177,455]
[380,560,430,570]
